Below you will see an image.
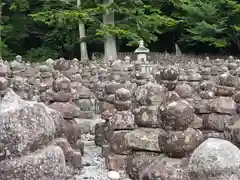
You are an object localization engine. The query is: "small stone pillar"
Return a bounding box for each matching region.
[134,40,149,63]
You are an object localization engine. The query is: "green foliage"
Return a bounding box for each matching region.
[0,40,16,59]
[30,0,178,46]
[111,1,178,45]
[25,46,59,62]
[175,0,240,50]
[2,0,240,60]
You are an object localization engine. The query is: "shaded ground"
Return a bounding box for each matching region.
[72,116,131,180]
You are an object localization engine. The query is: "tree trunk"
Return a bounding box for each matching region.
[103,0,117,61]
[77,0,89,61]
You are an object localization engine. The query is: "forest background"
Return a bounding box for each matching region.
[1,0,240,61]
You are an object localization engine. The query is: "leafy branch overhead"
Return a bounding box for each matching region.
[1,0,240,60]
[30,0,178,45]
[174,0,240,49]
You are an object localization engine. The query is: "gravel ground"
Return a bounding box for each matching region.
[72,136,109,180]
[72,135,131,180]
[72,116,131,180]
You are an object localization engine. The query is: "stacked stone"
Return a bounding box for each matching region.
[125,67,204,180]
[200,57,212,81]
[34,60,84,157]
[36,63,51,90]
[74,80,95,119]
[209,58,228,83]
[81,66,94,89]
[125,81,167,179]
[94,60,137,170]
[44,73,77,119]
[74,63,97,119]
[93,67,114,149]
[155,65,179,91]
[220,63,240,145]
[185,67,202,96]
[196,59,239,140]
[0,61,10,96]
[104,87,135,171]
[41,58,95,119]
[0,66,82,179]
[8,55,39,100]
[93,67,109,114]
[9,55,25,77]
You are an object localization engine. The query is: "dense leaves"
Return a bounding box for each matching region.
[1,0,240,60]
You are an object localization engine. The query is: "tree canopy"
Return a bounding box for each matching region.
[1,0,240,61]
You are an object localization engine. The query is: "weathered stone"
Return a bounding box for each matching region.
[189,115,203,129]
[105,154,128,170]
[233,91,240,103]
[212,97,236,114]
[218,72,238,87]
[189,138,240,180]
[125,128,167,152]
[75,110,94,119]
[101,144,111,157]
[211,66,222,76]
[0,77,8,91]
[53,75,72,92]
[215,85,235,96]
[0,89,59,157]
[115,88,131,101]
[109,131,131,155]
[135,83,167,106]
[160,128,204,157]
[166,91,181,102]
[105,82,124,94]
[224,119,240,145]
[134,106,161,128]
[202,113,237,132]
[105,94,115,103]
[94,122,108,146]
[202,130,225,140]
[126,151,159,180]
[160,100,195,130]
[187,71,202,81]
[199,81,215,92]
[0,63,9,77]
[54,58,71,71]
[160,80,177,91]
[75,122,91,134]
[99,101,115,114]
[75,85,92,99]
[175,83,193,98]
[194,99,213,114]
[108,111,136,130]
[75,99,94,111]
[159,66,179,81]
[48,102,76,119]
[53,137,72,158]
[69,151,83,169]
[114,100,132,111]
[0,145,68,180]
[53,137,83,168]
[199,91,214,99]
[54,91,74,102]
[75,139,84,156]
[61,120,82,147]
[139,156,190,180]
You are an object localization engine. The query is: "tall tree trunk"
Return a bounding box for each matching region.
[103,0,117,61]
[77,0,89,61]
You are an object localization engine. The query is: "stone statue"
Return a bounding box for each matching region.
[139,40,145,48]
